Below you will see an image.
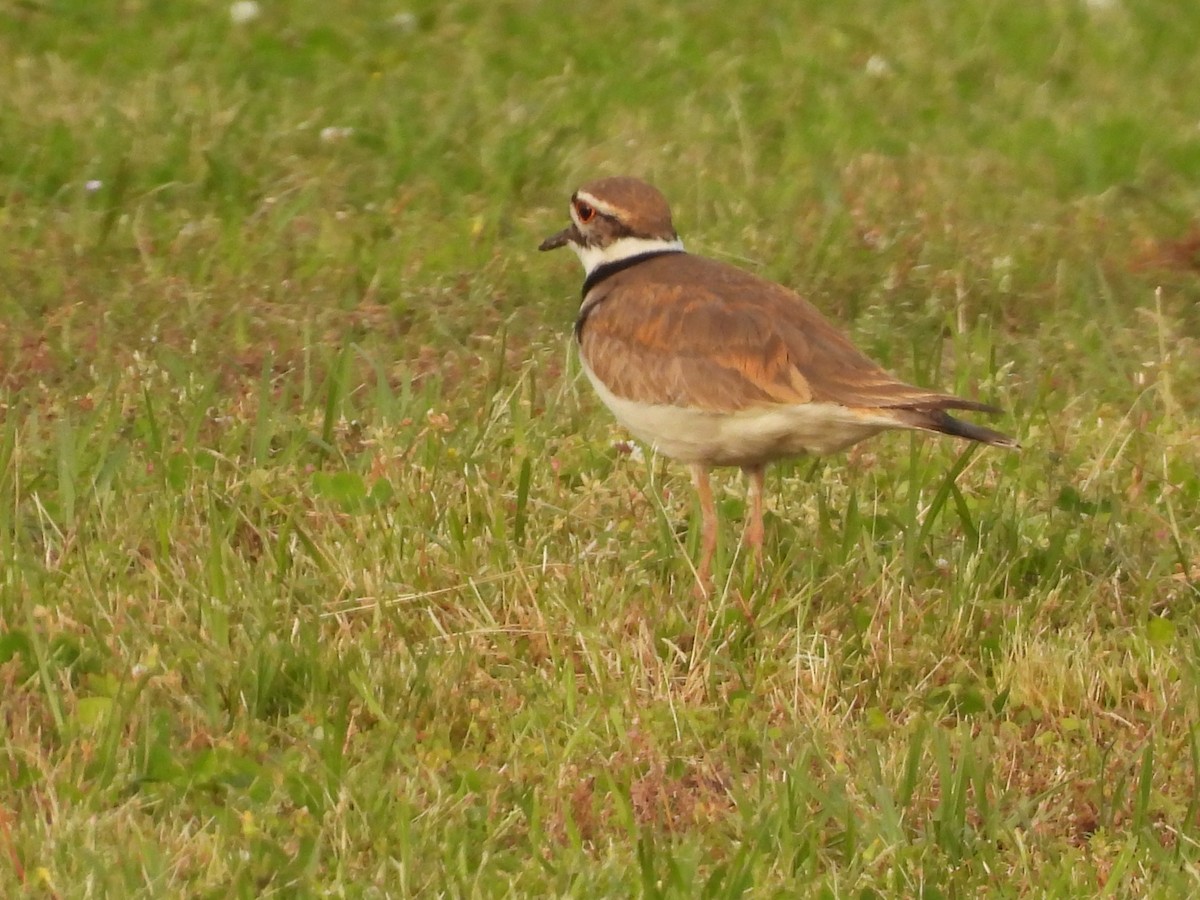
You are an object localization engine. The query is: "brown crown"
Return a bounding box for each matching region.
[575,177,678,240]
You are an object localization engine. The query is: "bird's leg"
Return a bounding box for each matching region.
[742,464,766,567]
[690,463,717,594]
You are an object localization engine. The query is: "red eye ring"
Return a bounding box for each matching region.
[575,201,596,223]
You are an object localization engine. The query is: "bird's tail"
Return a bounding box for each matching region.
[893,407,1020,450]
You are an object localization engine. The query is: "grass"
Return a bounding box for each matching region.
[3,0,1200,894]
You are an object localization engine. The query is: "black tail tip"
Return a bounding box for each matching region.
[939,414,1020,450]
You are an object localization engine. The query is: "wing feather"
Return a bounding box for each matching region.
[578,254,990,415]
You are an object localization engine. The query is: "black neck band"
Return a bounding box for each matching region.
[580,249,684,298]
[574,249,684,342]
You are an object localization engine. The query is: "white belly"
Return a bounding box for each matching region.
[582,362,899,466]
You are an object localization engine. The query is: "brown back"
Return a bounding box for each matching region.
[579,253,996,415]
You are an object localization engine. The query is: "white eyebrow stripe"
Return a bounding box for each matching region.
[573,190,622,219]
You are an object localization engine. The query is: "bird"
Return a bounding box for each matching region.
[539,176,1018,591]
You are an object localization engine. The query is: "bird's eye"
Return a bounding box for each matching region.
[575,201,596,223]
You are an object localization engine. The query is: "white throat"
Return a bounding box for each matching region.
[572,235,685,277]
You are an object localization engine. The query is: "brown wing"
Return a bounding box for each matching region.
[579,253,994,415]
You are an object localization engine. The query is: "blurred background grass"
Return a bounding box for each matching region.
[2,0,1200,895]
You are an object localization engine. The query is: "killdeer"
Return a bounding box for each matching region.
[540,176,1018,590]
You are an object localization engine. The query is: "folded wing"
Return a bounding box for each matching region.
[579,254,996,416]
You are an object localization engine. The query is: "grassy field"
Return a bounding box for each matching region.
[3,0,1200,895]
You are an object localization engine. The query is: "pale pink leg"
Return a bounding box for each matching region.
[743,465,766,567]
[690,463,717,593]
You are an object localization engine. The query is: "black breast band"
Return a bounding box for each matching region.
[574,250,684,341]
